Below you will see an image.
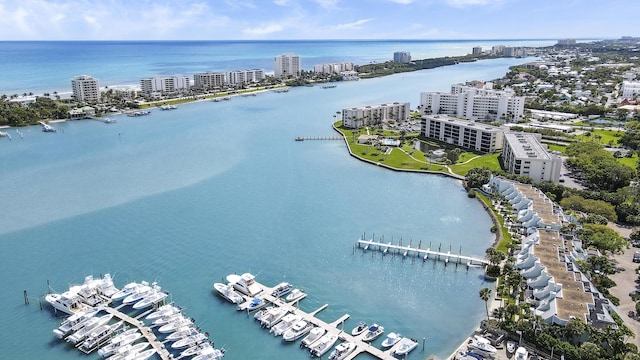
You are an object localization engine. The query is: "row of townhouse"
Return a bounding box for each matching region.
[484,177,618,329]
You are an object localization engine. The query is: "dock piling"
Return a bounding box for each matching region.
[24,290,29,305]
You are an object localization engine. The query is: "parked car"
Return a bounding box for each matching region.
[633,252,640,263]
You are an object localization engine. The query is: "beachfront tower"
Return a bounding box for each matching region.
[274,53,301,78]
[71,75,100,103]
[393,51,411,63]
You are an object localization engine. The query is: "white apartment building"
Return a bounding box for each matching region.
[502,132,562,183]
[342,102,410,128]
[140,75,190,96]
[227,69,265,86]
[421,115,504,153]
[393,51,411,63]
[313,62,354,75]
[622,81,640,99]
[420,83,525,122]
[340,70,359,81]
[472,46,483,55]
[274,53,301,78]
[194,72,226,89]
[71,75,100,103]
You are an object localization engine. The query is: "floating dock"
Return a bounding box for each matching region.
[232,279,418,360]
[356,237,489,267]
[102,306,172,359]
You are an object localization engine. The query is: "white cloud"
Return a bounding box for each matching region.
[445,0,502,7]
[243,23,284,36]
[274,0,289,5]
[315,0,338,9]
[329,18,374,30]
[388,0,415,4]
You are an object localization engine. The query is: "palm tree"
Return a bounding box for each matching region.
[479,288,492,319]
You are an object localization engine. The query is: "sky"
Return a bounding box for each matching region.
[0,0,636,41]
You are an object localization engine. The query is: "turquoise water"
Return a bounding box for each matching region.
[0,55,530,359]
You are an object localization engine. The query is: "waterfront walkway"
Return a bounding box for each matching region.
[103,306,171,360]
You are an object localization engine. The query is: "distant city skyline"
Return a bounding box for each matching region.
[0,0,636,41]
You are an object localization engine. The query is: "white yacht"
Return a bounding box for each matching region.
[81,320,123,350]
[171,332,208,349]
[381,332,402,348]
[180,341,213,358]
[260,307,288,329]
[253,306,273,322]
[122,282,154,305]
[152,312,184,326]
[146,304,180,320]
[97,329,141,357]
[192,348,225,360]
[53,307,101,338]
[130,349,156,360]
[270,313,302,336]
[468,335,497,355]
[213,282,244,304]
[514,346,529,360]
[107,342,150,360]
[301,326,326,348]
[351,321,368,336]
[362,324,384,342]
[46,286,88,315]
[158,315,194,333]
[67,313,113,344]
[227,273,263,297]
[133,287,168,310]
[393,338,418,356]
[165,326,199,342]
[309,333,339,358]
[285,288,306,302]
[111,282,140,302]
[328,341,356,360]
[283,319,314,342]
[270,282,293,298]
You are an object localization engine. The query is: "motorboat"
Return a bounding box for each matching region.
[455,351,483,360]
[381,332,402,348]
[122,282,154,305]
[53,307,101,338]
[301,326,326,348]
[468,335,497,355]
[393,337,418,356]
[158,315,194,333]
[270,313,302,336]
[111,282,141,302]
[253,306,273,321]
[67,313,114,344]
[283,319,314,342]
[97,329,142,357]
[351,321,368,336]
[270,282,293,298]
[152,312,184,326]
[227,273,263,297]
[362,324,384,342]
[237,297,266,312]
[192,347,225,360]
[46,290,87,315]
[107,342,150,360]
[131,349,156,360]
[165,326,199,342]
[146,304,180,320]
[213,282,245,304]
[171,332,208,349]
[514,346,529,360]
[309,333,339,357]
[506,340,517,354]
[180,341,213,358]
[133,288,168,310]
[328,341,357,360]
[285,288,306,302]
[160,104,178,110]
[81,320,123,350]
[260,307,288,329]
[48,275,117,313]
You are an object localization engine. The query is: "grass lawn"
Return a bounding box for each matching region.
[588,128,624,146]
[477,193,512,253]
[449,153,501,176]
[546,143,567,153]
[618,154,638,170]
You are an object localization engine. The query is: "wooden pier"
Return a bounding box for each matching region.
[234,281,415,360]
[103,306,172,360]
[356,237,489,267]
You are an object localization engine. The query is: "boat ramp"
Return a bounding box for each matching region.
[355,236,489,268]
[228,277,419,360]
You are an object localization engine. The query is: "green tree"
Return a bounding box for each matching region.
[479,288,492,319]
[577,224,627,254]
[465,167,493,189]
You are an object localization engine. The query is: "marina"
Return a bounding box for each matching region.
[218,273,423,360]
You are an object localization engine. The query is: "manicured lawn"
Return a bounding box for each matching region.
[618,154,638,170]
[589,128,624,146]
[449,153,501,176]
[546,143,567,153]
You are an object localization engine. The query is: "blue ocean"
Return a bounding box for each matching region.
[0,40,553,359]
